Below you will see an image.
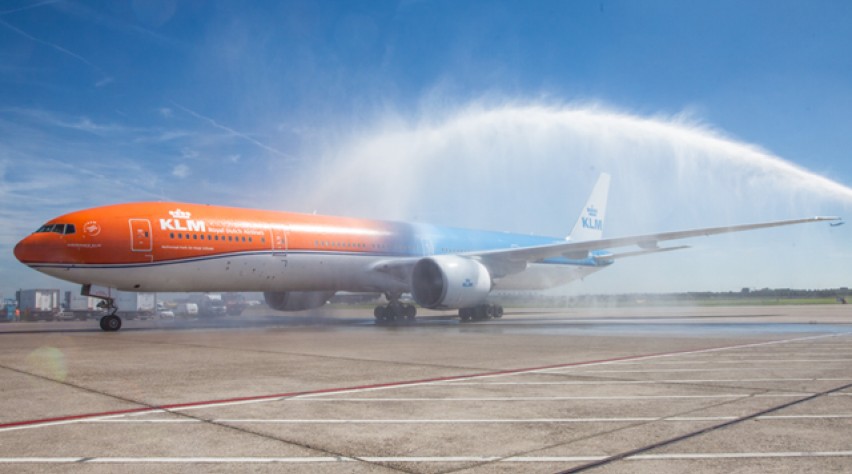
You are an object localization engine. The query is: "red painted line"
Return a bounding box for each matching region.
[0,336,825,431]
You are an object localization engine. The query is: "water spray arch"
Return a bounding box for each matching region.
[287,101,852,292]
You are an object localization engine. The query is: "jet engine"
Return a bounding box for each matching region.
[411,255,492,309]
[263,291,334,311]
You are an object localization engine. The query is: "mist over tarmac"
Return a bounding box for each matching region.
[283,100,852,293]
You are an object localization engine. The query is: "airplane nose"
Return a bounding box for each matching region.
[14,237,30,263]
[14,235,40,264]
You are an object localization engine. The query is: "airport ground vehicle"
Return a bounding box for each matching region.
[175,303,199,318]
[18,289,60,321]
[223,293,248,316]
[189,293,227,318]
[1,299,16,322]
[112,292,156,320]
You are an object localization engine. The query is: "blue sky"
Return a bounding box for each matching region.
[1,0,851,298]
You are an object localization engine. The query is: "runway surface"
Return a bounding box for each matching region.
[1,305,851,473]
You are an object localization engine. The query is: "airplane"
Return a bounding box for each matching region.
[13,173,837,331]
[830,221,845,227]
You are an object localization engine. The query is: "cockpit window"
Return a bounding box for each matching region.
[35,223,75,234]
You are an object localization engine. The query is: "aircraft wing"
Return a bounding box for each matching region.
[371,216,838,282]
[471,216,838,270]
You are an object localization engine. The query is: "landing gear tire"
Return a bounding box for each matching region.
[374,302,417,324]
[458,304,504,323]
[99,315,122,332]
[405,304,416,320]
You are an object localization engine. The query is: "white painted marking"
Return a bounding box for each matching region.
[615,359,852,365]
[445,378,852,386]
[2,333,842,433]
[756,414,852,420]
[574,367,816,374]
[85,457,348,463]
[90,419,202,423]
[79,414,852,424]
[359,457,502,462]
[277,393,852,402]
[3,452,852,463]
[221,418,663,424]
[283,394,812,401]
[630,451,852,460]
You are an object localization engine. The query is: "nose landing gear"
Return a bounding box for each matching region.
[93,294,122,332]
[99,313,122,331]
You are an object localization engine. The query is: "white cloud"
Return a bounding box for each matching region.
[94,76,114,87]
[180,147,199,159]
[172,164,190,178]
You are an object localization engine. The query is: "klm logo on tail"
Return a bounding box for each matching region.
[582,206,603,231]
[568,173,610,242]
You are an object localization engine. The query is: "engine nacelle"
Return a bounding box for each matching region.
[411,255,492,309]
[264,291,334,312]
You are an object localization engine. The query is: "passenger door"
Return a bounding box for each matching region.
[129,219,153,252]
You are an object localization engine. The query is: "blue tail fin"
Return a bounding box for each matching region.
[567,173,610,242]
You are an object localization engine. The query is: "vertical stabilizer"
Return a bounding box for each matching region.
[567,173,610,242]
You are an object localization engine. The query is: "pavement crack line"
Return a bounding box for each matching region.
[2,332,846,472]
[103,334,517,379]
[0,363,412,474]
[437,390,769,474]
[554,381,852,473]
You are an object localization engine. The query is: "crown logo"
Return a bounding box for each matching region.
[587,206,598,217]
[169,209,192,219]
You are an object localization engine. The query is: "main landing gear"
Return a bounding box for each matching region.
[459,304,503,323]
[374,296,417,324]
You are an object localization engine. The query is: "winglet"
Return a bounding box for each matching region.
[567,173,611,242]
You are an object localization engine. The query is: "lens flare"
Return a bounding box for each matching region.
[26,346,68,382]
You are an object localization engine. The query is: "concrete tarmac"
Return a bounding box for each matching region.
[1,304,851,473]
